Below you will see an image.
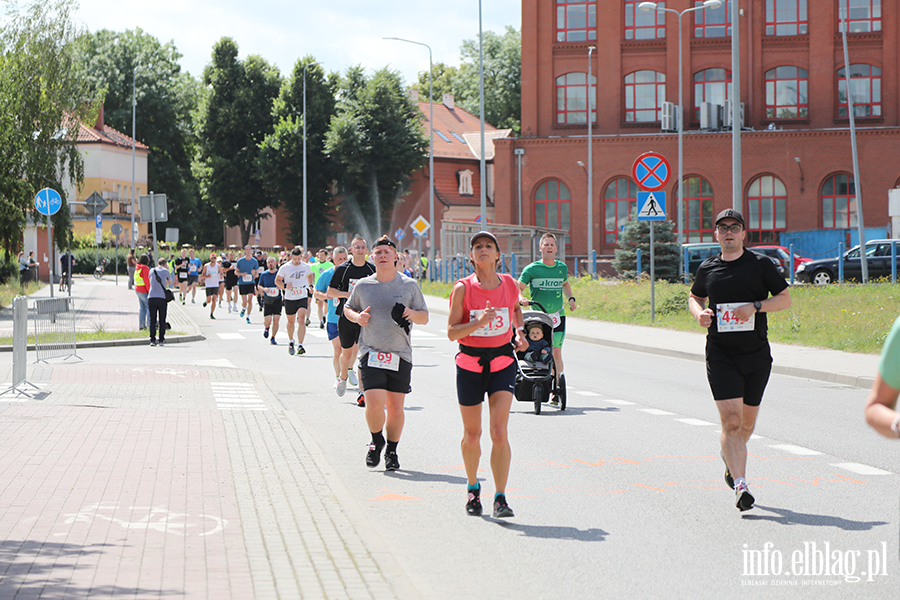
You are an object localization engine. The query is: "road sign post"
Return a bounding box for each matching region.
[111,223,124,285]
[633,153,672,323]
[34,188,62,298]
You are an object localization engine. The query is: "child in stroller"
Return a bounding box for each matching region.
[523,322,552,367]
[515,308,565,413]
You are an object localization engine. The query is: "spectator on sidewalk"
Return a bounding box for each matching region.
[147,257,173,347]
[17,252,29,289]
[126,250,137,290]
[134,254,151,330]
[26,252,38,284]
[865,314,900,439]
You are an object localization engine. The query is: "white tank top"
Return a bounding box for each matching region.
[204,263,221,287]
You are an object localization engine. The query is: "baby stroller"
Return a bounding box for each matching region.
[514,301,566,414]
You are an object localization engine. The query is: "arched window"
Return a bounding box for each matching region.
[679,177,714,242]
[604,178,639,245]
[556,73,597,125]
[837,64,881,117]
[625,70,666,122]
[838,0,881,33]
[624,0,666,40]
[746,175,787,244]
[821,174,858,229]
[557,0,596,42]
[694,0,732,38]
[765,66,809,119]
[765,0,808,35]
[535,179,571,243]
[693,68,731,119]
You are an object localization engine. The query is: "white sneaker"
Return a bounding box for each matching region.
[348,368,358,387]
[227,305,232,313]
[336,378,347,397]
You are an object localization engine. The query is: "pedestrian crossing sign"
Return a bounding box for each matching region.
[637,191,666,221]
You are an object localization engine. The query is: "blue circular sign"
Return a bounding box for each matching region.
[34,188,62,216]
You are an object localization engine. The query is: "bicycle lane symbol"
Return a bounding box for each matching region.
[53,503,227,537]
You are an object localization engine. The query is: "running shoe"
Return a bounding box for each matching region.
[305,317,310,326]
[721,452,734,490]
[149,340,157,347]
[203,300,207,307]
[336,378,347,397]
[288,341,295,356]
[347,368,358,387]
[246,317,251,324]
[466,486,482,516]
[263,328,269,338]
[296,343,305,355]
[240,308,245,317]
[735,482,755,512]
[356,394,365,408]
[366,441,384,468]
[319,318,325,329]
[492,494,515,518]
[158,340,165,346]
[227,305,232,313]
[210,314,216,320]
[191,298,195,304]
[270,337,277,346]
[549,395,559,406]
[182,298,185,305]
[333,377,340,390]
[384,450,400,471]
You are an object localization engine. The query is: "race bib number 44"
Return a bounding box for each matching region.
[368,351,400,371]
[717,303,755,333]
[469,307,510,337]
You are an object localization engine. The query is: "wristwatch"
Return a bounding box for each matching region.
[753,301,762,313]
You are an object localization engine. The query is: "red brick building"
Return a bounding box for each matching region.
[493,0,900,265]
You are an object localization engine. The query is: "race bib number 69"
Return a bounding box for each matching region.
[469,307,510,337]
[368,351,400,371]
[716,302,755,333]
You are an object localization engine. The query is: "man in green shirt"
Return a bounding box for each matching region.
[310,248,334,328]
[517,232,576,387]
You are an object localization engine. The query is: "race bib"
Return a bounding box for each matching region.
[189,265,198,274]
[179,272,187,280]
[348,278,360,293]
[717,303,755,333]
[468,307,510,337]
[242,273,253,283]
[285,285,306,300]
[368,351,400,371]
[548,311,562,328]
[265,288,280,297]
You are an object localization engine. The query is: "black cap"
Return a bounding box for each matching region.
[715,208,745,226]
[469,230,499,248]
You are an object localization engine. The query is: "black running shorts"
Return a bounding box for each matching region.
[205,286,218,298]
[239,283,256,296]
[456,361,517,406]
[284,298,309,316]
[263,297,283,316]
[705,343,772,407]
[359,353,412,394]
[338,314,361,349]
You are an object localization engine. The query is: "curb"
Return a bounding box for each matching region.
[0,333,205,353]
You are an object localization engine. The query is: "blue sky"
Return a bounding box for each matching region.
[73,0,521,85]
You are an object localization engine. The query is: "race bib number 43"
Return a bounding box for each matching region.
[368,351,400,371]
[717,303,755,333]
[469,307,510,337]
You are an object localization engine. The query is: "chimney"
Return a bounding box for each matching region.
[95,103,104,131]
[409,89,419,103]
[443,94,455,110]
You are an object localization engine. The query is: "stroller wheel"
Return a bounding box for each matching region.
[558,374,567,411]
[533,399,541,415]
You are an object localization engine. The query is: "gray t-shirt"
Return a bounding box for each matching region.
[148,266,173,300]
[345,272,428,364]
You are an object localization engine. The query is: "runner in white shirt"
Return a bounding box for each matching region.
[199,254,224,320]
[276,247,314,355]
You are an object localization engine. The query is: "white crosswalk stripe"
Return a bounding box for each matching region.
[210,382,266,411]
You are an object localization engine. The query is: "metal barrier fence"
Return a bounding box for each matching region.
[32,296,80,362]
[1,296,39,397]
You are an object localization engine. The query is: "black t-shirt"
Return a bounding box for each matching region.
[329,259,375,315]
[691,250,788,353]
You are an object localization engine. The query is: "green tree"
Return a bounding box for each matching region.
[257,58,337,247]
[613,216,681,281]
[0,0,97,251]
[325,66,428,238]
[454,27,521,133]
[194,37,281,246]
[413,62,459,101]
[74,28,208,246]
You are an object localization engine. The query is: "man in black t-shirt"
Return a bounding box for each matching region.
[327,236,375,397]
[688,209,791,512]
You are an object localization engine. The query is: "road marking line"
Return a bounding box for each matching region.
[219,407,268,411]
[605,399,636,406]
[830,463,892,475]
[640,408,676,416]
[574,391,601,397]
[675,418,715,426]
[411,331,436,338]
[767,444,822,456]
[216,333,245,340]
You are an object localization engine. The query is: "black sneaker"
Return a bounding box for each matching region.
[722,453,734,490]
[735,482,755,512]
[288,342,295,356]
[466,486,482,516]
[366,441,384,468]
[356,394,365,408]
[384,451,400,471]
[296,343,305,355]
[263,328,269,339]
[492,494,515,518]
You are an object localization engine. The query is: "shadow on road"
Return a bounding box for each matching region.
[743,505,890,530]
[485,520,609,542]
[383,469,468,485]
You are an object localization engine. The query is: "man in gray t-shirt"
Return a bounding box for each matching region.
[147,258,173,346]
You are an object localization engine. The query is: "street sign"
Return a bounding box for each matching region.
[395,228,405,241]
[110,223,124,236]
[410,215,431,236]
[632,152,671,192]
[138,194,168,223]
[166,228,179,244]
[34,188,62,216]
[95,214,103,243]
[637,191,666,221]
[254,229,261,243]
[84,191,108,215]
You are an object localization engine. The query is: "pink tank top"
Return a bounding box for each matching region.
[454,273,518,372]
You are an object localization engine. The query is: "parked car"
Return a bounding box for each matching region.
[795,239,900,284]
[751,245,812,273]
[684,243,787,278]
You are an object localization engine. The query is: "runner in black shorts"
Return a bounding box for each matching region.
[176,249,190,304]
[222,251,238,313]
[328,235,375,396]
[276,247,314,355]
[256,257,282,345]
[689,209,791,512]
[343,236,428,471]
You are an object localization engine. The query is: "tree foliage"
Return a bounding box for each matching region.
[325,66,428,239]
[413,62,459,102]
[194,37,281,246]
[0,0,97,251]
[257,58,337,247]
[613,216,681,282]
[74,28,209,245]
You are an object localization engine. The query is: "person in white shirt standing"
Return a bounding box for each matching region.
[276,246,314,355]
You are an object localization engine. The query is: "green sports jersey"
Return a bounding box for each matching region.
[879,315,900,390]
[310,260,334,283]
[518,260,569,315]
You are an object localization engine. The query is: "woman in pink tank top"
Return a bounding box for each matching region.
[447,231,527,519]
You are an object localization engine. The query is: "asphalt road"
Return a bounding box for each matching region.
[68,299,898,599]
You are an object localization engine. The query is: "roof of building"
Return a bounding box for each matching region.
[418,99,510,161]
[75,107,149,151]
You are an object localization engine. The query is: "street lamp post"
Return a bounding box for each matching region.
[131,64,146,249]
[302,61,319,253]
[478,0,487,226]
[639,1,721,279]
[383,37,434,271]
[587,46,595,277]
